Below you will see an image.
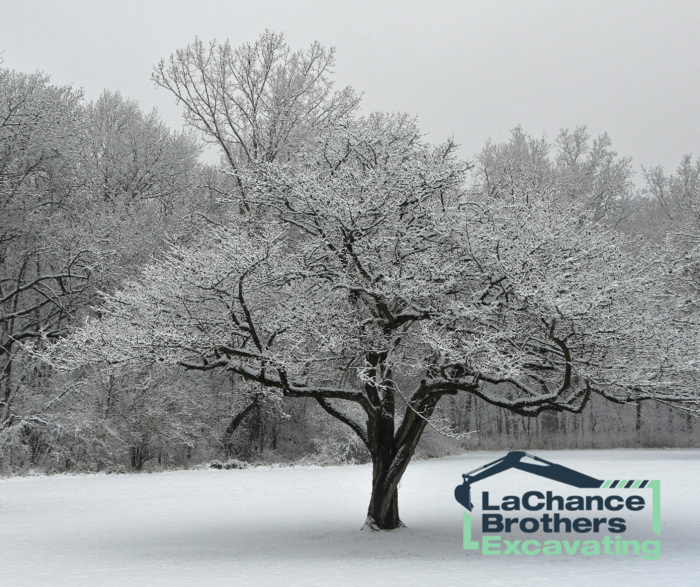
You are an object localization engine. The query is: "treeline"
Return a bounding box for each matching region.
[0,67,216,472]
[1,34,699,476]
[435,394,699,453]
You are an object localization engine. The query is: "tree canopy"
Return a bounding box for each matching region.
[2,29,695,529]
[44,111,700,528]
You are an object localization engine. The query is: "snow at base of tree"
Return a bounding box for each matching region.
[0,450,697,586]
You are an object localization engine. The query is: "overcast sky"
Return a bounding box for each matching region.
[2,0,699,183]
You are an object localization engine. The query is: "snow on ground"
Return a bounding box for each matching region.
[1,449,698,587]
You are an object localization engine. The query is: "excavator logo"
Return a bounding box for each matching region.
[454,451,661,558]
[455,451,606,511]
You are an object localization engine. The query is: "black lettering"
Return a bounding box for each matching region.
[626,496,645,511]
[541,513,553,533]
[505,517,519,532]
[593,518,607,532]
[608,517,627,533]
[523,491,544,511]
[605,496,624,511]
[482,492,500,511]
[565,496,584,511]
[553,513,571,532]
[586,495,603,510]
[573,518,592,533]
[520,518,539,533]
[546,491,564,511]
[483,514,503,532]
[502,496,520,511]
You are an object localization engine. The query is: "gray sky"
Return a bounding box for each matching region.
[2,0,699,182]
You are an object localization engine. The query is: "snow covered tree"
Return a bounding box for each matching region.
[0,70,203,470]
[43,113,699,528]
[553,126,634,223]
[0,68,91,435]
[77,90,203,288]
[643,155,700,240]
[474,126,635,225]
[153,31,360,175]
[83,90,200,206]
[151,31,362,446]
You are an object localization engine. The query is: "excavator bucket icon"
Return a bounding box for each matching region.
[455,451,604,511]
[454,480,475,511]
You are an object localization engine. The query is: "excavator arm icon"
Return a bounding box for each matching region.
[454,451,604,511]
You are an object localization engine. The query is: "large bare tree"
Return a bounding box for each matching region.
[44,113,699,528]
[153,31,360,174]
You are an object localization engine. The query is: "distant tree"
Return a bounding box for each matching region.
[78,90,202,286]
[0,71,203,470]
[474,126,635,225]
[83,90,200,204]
[152,31,360,176]
[643,154,700,239]
[45,113,699,528]
[553,126,634,223]
[0,68,91,436]
[639,155,700,370]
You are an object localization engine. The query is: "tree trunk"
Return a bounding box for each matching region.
[362,376,455,530]
[636,400,642,432]
[364,396,401,529]
[364,427,430,530]
[1,355,13,424]
[130,444,148,470]
[367,458,401,530]
[221,396,258,456]
[364,404,432,529]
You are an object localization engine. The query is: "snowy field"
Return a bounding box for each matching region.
[1,449,698,587]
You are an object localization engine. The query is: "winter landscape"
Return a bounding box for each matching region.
[2,450,699,586]
[2,2,700,586]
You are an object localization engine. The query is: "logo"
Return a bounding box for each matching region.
[455,451,660,560]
